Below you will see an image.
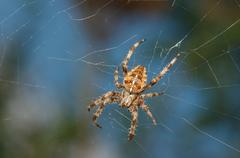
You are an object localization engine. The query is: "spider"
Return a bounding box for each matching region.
[88,39,180,141]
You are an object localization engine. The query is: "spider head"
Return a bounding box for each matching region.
[123,65,147,94]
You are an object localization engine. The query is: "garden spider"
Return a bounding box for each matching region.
[88,39,180,141]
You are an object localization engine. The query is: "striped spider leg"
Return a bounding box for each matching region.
[114,66,124,89]
[88,91,121,128]
[122,38,145,76]
[143,53,180,90]
[140,92,164,124]
[128,92,164,140]
[128,105,139,140]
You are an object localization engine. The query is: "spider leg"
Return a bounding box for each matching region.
[128,106,138,141]
[92,103,105,128]
[92,97,120,128]
[122,39,145,76]
[141,92,164,99]
[143,53,180,90]
[140,104,157,125]
[88,91,120,111]
[114,67,124,89]
[88,99,101,111]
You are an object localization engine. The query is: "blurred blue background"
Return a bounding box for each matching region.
[0,0,240,157]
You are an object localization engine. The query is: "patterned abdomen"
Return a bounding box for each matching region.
[123,65,147,93]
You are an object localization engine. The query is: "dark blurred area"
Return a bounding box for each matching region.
[0,0,240,158]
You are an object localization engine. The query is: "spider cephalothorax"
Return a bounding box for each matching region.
[88,39,180,141]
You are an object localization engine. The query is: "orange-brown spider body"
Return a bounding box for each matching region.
[123,65,147,94]
[88,38,180,141]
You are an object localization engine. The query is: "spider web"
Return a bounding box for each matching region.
[0,0,240,157]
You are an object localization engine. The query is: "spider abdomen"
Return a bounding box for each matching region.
[123,65,147,93]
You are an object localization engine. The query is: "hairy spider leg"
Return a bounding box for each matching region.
[144,53,180,90]
[114,67,124,88]
[141,92,164,99]
[128,105,139,141]
[92,97,120,128]
[122,39,145,76]
[140,103,157,125]
[88,91,120,111]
